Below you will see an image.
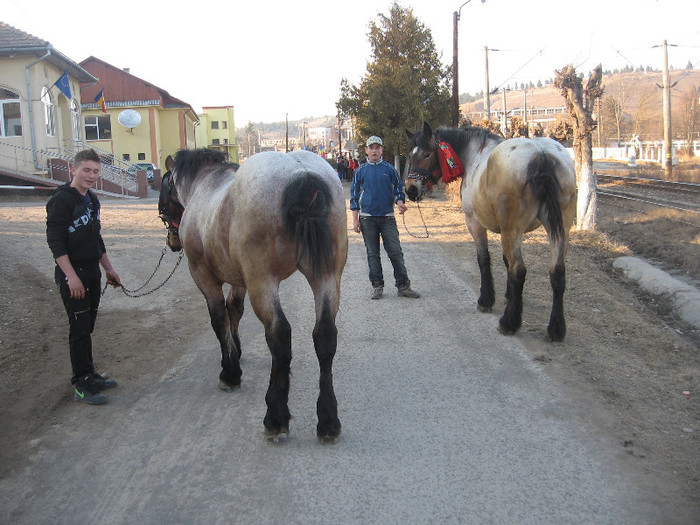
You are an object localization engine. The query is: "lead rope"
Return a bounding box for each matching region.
[102,247,184,298]
[401,200,429,238]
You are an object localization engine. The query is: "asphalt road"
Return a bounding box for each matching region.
[0,236,680,524]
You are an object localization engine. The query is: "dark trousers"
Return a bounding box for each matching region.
[359,215,409,288]
[56,263,101,384]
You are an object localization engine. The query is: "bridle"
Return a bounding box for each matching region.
[406,137,441,186]
[158,171,184,251]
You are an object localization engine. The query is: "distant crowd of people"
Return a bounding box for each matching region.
[336,153,358,182]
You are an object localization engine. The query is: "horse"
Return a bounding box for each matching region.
[163,148,348,441]
[405,123,576,341]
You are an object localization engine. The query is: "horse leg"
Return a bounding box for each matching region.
[547,232,568,342]
[248,286,292,438]
[307,279,341,442]
[498,232,526,335]
[226,285,246,359]
[198,290,242,390]
[466,217,495,312]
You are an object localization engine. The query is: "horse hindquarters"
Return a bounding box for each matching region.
[282,172,343,440]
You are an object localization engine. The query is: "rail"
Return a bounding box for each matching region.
[0,140,137,191]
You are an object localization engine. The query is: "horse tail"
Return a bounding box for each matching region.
[527,152,565,242]
[281,172,334,278]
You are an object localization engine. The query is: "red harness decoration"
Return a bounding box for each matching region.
[437,141,464,184]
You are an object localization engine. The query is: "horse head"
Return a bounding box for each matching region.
[158,156,184,252]
[405,122,441,202]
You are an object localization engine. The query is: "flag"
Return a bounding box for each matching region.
[94,89,106,113]
[53,70,72,99]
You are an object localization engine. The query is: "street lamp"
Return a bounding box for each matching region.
[452,0,486,127]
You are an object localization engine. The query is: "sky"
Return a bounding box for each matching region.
[4,0,699,125]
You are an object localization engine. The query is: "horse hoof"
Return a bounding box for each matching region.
[218,379,240,392]
[497,324,517,336]
[477,304,493,313]
[317,432,341,445]
[264,427,290,443]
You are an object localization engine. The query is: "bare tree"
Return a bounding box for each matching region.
[602,95,625,145]
[555,64,604,231]
[676,84,700,155]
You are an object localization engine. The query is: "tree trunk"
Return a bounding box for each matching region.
[554,64,604,231]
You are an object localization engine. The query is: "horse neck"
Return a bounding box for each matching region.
[459,131,501,174]
[176,168,233,207]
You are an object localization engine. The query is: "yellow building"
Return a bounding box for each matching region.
[0,22,96,177]
[196,106,239,164]
[79,56,199,175]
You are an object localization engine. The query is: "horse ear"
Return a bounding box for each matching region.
[165,155,174,171]
[423,122,433,139]
[405,129,414,141]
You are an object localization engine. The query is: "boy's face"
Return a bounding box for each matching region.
[365,144,383,163]
[70,160,101,194]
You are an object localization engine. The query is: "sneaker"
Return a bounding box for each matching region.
[397,281,420,298]
[91,372,117,390]
[74,375,107,405]
[371,286,383,300]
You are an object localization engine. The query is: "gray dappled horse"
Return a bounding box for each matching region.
[165,149,347,441]
[405,123,576,341]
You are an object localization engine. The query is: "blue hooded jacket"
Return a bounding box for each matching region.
[350,160,405,216]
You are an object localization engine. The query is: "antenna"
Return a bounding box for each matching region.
[117,109,142,133]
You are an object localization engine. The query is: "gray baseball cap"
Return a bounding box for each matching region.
[366,136,383,146]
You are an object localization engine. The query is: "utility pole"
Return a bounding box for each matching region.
[523,88,528,132]
[662,39,673,177]
[484,45,490,122]
[285,113,289,153]
[500,88,508,136]
[452,10,460,126]
[452,1,487,127]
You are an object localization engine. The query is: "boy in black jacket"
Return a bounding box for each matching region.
[46,149,121,404]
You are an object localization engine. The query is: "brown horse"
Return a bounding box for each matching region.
[405,123,576,341]
[165,148,348,441]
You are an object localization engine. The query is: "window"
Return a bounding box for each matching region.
[138,153,145,161]
[211,121,219,129]
[222,121,228,129]
[41,87,55,136]
[70,100,80,139]
[212,139,220,145]
[84,115,112,140]
[123,153,131,161]
[0,87,22,136]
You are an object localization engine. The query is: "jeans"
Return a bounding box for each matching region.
[359,215,409,288]
[56,263,101,383]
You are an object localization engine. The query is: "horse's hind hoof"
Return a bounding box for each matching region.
[497,323,517,336]
[218,379,240,392]
[317,432,341,445]
[264,427,290,443]
[477,304,493,313]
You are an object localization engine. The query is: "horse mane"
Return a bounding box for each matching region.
[409,125,503,154]
[173,149,232,196]
[435,126,503,152]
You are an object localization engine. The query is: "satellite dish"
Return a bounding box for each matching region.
[118,109,142,130]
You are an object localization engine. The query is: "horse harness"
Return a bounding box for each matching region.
[158,171,185,249]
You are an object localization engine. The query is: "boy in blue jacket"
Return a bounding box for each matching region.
[350,136,420,300]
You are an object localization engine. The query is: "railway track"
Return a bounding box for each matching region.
[596,171,700,226]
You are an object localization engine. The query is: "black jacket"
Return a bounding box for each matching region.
[46,183,106,264]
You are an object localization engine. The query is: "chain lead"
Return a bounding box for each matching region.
[402,201,429,238]
[102,247,184,298]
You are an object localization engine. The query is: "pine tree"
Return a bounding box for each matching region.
[336,2,450,161]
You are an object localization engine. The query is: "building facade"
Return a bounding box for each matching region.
[195,106,239,163]
[79,57,199,174]
[0,22,96,177]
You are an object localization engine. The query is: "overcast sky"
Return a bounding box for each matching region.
[4,0,698,125]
